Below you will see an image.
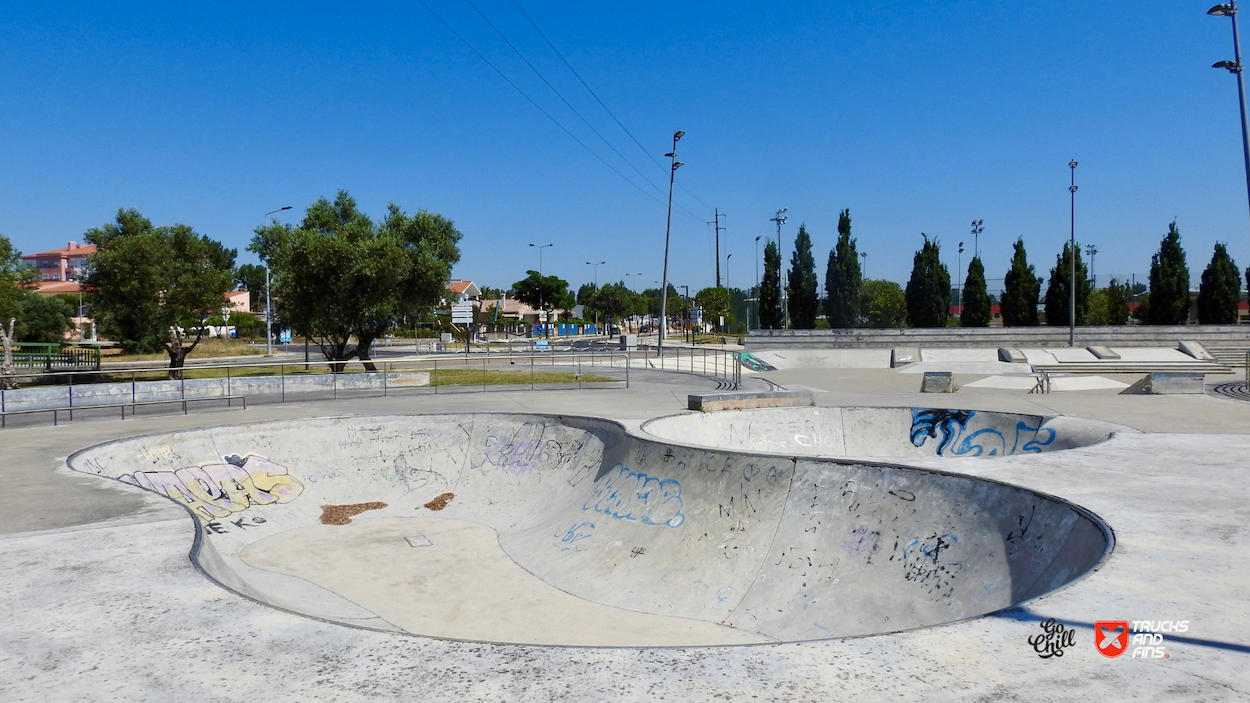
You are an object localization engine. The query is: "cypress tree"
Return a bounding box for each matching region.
[1044,242,1091,326]
[1197,242,1240,324]
[1001,238,1041,326]
[759,239,783,329]
[823,209,861,327]
[961,256,991,327]
[786,224,819,328]
[1145,221,1190,325]
[904,235,950,327]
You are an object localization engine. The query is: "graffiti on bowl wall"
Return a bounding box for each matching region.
[118,453,304,522]
[910,409,1056,457]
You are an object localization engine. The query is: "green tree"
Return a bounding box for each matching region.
[694,286,731,331]
[759,240,783,328]
[823,209,861,328]
[1144,221,1190,325]
[961,257,991,327]
[576,282,598,305]
[251,191,462,371]
[15,293,75,342]
[512,270,575,317]
[858,279,907,328]
[1001,238,1041,326]
[0,234,35,323]
[1044,242,1092,326]
[786,225,819,328]
[85,209,235,368]
[905,235,949,328]
[589,282,636,323]
[641,285,681,319]
[1086,280,1131,326]
[234,263,268,311]
[1197,242,1240,324]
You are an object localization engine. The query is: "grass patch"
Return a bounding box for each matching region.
[103,338,268,364]
[431,369,620,386]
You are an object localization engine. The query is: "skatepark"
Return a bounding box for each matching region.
[3,348,1250,701]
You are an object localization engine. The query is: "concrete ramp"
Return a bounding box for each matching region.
[69,413,1111,646]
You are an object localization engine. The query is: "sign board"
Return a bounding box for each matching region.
[451,304,473,323]
[535,340,549,351]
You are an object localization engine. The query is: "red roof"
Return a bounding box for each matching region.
[20,242,96,259]
[446,280,477,295]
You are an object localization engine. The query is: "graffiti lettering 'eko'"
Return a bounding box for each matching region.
[583,463,685,528]
[119,454,303,522]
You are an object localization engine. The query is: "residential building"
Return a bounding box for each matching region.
[20,242,96,282]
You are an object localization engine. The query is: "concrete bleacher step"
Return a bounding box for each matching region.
[1206,346,1250,368]
[1032,361,1231,374]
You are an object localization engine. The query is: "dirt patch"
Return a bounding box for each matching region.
[423,493,455,511]
[320,502,387,525]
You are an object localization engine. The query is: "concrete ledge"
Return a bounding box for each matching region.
[746,324,1250,349]
[920,371,955,393]
[997,347,1027,363]
[1121,371,1205,395]
[1178,340,1215,361]
[687,389,814,412]
[1087,345,1120,360]
[891,347,919,367]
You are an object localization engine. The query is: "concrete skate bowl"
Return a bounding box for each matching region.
[68,413,1112,647]
[642,406,1127,459]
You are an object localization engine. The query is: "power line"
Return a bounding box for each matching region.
[464,0,670,200]
[508,0,716,215]
[417,0,665,208]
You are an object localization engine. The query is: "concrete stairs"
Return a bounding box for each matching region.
[1031,360,1231,374]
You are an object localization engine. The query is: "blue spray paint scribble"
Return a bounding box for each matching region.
[911,409,1057,456]
[553,521,596,553]
[910,408,973,454]
[583,463,685,528]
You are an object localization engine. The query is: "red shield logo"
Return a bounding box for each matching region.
[1095,621,1130,658]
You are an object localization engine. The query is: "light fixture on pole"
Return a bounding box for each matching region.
[770,208,788,328]
[725,253,732,291]
[1068,160,1079,347]
[658,130,685,357]
[971,219,984,258]
[859,251,867,279]
[261,206,293,357]
[529,243,553,337]
[1209,2,1250,259]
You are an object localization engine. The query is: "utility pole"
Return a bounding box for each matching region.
[1085,244,1099,289]
[658,130,685,357]
[708,209,726,287]
[770,208,789,328]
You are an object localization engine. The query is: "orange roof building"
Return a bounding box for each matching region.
[20,241,96,283]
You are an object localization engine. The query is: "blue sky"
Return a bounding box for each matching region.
[2,1,1248,294]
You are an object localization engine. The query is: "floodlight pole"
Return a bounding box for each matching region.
[770,208,788,328]
[658,130,684,357]
[1209,1,1250,259]
[1069,161,1078,348]
[261,206,292,356]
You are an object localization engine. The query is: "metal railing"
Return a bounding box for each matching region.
[1,396,247,427]
[0,345,744,428]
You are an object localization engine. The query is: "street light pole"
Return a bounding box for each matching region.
[1069,160,1079,347]
[860,251,867,279]
[1085,244,1099,288]
[971,219,984,259]
[754,235,761,330]
[585,261,605,328]
[1209,2,1250,261]
[658,130,685,357]
[529,243,553,337]
[261,206,292,356]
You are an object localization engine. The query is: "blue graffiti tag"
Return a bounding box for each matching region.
[910,408,974,455]
[583,463,685,528]
[554,522,596,552]
[911,409,1058,457]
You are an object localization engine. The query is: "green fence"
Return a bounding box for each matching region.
[10,343,101,372]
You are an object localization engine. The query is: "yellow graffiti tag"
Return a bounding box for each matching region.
[119,455,303,521]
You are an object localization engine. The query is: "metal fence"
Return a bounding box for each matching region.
[0,345,745,428]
